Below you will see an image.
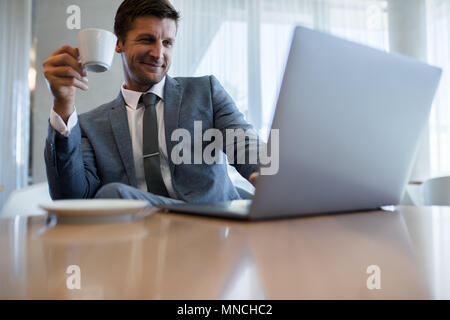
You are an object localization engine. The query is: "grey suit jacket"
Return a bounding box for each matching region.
[44,75,259,202]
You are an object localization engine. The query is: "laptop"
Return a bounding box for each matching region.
[158,26,442,220]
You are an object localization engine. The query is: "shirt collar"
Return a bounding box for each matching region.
[121,76,166,110]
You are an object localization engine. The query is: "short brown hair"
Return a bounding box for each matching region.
[114,0,180,42]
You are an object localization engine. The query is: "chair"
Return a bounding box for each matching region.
[422,176,450,206]
[0,182,51,218]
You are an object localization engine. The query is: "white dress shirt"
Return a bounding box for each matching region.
[49,76,178,198]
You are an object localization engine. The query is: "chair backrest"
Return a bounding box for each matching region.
[423,176,450,206]
[0,182,51,218]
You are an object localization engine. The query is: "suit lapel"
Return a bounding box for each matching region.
[109,93,138,187]
[164,75,183,175]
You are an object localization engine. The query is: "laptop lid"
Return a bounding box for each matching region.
[249,26,441,219]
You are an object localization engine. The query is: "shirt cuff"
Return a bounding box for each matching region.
[49,107,78,137]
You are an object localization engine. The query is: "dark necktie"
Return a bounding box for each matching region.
[141,93,170,197]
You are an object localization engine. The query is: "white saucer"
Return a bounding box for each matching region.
[39,199,149,217]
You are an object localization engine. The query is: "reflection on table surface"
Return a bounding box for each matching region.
[1,205,450,299]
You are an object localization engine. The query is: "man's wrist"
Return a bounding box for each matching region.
[50,106,78,137]
[53,99,75,124]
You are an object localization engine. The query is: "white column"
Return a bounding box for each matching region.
[388,0,429,182]
[0,0,32,209]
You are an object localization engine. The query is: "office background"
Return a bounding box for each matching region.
[0,0,449,209]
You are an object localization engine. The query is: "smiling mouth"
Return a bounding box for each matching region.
[141,62,163,68]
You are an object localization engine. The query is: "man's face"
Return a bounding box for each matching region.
[116,16,176,91]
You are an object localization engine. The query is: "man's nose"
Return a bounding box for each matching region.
[150,42,163,60]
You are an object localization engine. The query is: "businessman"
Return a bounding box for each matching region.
[43,0,260,205]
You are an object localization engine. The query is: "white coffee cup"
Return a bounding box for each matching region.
[77,28,117,73]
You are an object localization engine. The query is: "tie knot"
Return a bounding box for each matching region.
[140,93,159,108]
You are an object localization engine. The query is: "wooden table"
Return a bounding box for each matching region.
[1,206,449,299]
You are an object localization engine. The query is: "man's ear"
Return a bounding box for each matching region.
[115,34,123,53]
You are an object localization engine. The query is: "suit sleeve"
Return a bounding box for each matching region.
[44,121,101,199]
[209,75,261,180]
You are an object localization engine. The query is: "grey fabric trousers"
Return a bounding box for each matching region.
[94,183,185,206]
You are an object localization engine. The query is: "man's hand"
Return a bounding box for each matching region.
[42,45,89,122]
[249,172,259,186]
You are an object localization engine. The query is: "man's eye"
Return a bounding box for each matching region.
[138,38,152,43]
[163,40,173,47]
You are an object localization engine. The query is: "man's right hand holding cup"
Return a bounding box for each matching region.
[42,45,88,123]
